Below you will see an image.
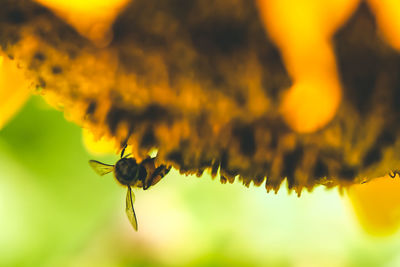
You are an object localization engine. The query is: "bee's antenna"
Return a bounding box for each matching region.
[120,144,128,158]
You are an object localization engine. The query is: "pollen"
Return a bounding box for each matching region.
[2,0,400,199]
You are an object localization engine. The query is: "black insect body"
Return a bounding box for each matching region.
[89,145,171,231]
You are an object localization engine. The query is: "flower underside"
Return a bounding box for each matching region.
[1,0,400,196]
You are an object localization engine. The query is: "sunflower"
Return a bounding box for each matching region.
[1,0,400,235]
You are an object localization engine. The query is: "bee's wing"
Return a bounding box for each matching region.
[89,160,114,176]
[126,185,138,231]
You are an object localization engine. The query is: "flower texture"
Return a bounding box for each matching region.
[1,0,400,203]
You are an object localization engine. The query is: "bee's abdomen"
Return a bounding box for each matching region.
[157,165,171,180]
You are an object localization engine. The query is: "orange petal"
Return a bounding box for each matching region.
[368,0,400,50]
[347,175,400,236]
[0,54,31,130]
[256,0,359,133]
[34,0,130,46]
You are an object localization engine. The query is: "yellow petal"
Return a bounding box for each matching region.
[369,0,400,50]
[256,0,359,133]
[0,54,31,130]
[34,0,130,46]
[348,175,400,236]
[82,129,116,156]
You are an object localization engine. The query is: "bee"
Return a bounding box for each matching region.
[89,145,171,231]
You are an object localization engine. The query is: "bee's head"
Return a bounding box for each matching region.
[114,157,140,185]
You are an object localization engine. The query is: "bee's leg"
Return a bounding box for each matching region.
[143,165,171,190]
[120,144,127,158]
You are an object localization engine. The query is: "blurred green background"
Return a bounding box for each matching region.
[1,96,400,267]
